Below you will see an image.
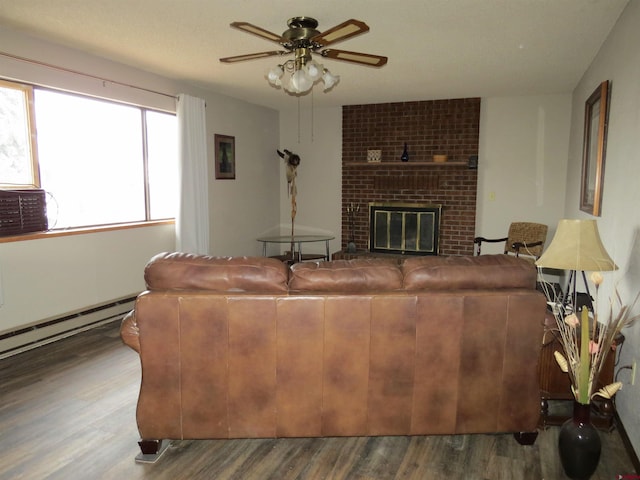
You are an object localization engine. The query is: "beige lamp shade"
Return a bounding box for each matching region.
[535,219,617,271]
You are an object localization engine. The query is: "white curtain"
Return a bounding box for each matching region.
[176,93,210,254]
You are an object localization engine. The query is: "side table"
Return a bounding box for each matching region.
[257,235,334,263]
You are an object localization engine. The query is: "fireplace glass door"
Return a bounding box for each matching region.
[369,203,441,255]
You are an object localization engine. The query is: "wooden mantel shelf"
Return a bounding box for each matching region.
[344,161,468,167]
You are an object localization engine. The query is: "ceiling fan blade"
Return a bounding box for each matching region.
[230,22,287,45]
[220,51,287,63]
[321,49,388,67]
[311,19,369,47]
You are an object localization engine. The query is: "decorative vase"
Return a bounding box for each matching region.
[558,401,601,480]
[400,143,409,162]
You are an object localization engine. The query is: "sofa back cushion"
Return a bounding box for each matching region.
[289,259,403,292]
[144,252,289,292]
[402,254,537,290]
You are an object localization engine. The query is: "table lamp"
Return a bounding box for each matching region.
[535,219,617,310]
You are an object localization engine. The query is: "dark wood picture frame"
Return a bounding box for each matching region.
[214,134,235,180]
[580,80,610,216]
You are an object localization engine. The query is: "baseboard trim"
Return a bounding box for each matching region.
[615,412,640,473]
[0,295,137,359]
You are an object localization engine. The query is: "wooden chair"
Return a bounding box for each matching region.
[474,222,548,261]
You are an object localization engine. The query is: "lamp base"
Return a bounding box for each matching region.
[563,270,593,312]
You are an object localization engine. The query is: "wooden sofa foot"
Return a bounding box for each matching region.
[136,439,170,463]
[513,431,538,445]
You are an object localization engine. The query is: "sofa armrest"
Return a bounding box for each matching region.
[120,310,140,353]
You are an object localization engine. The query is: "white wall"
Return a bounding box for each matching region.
[563,1,640,455]
[276,105,343,258]
[0,26,279,335]
[207,91,280,256]
[0,225,173,331]
[476,94,572,253]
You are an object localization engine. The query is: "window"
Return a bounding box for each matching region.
[0,80,39,188]
[146,110,179,220]
[1,80,177,230]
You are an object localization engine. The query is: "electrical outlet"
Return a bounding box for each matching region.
[632,360,637,386]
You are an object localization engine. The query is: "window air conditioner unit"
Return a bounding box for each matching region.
[0,189,48,237]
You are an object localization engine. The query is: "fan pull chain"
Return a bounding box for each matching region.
[297,96,301,144]
[311,88,315,143]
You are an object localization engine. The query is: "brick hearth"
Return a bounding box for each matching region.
[341,98,480,256]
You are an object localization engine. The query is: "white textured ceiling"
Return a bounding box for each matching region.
[0,0,629,110]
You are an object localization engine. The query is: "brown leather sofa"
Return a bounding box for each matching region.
[121,252,546,459]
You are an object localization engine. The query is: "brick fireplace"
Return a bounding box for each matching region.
[341,98,480,256]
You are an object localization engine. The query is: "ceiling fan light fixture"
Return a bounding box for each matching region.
[305,60,323,82]
[266,65,284,86]
[288,69,314,93]
[322,69,340,91]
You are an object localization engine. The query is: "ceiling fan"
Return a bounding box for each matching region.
[219,17,388,94]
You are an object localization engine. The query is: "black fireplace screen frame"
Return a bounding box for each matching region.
[369,202,442,255]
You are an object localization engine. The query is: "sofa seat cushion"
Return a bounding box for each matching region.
[402,254,537,290]
[289,259,403,292]
[144,252,289,292]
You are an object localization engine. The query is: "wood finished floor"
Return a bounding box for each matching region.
[0,320,636,480]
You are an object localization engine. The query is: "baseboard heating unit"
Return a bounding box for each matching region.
[0,295,136,359]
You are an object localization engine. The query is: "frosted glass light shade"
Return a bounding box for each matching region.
[289,70,313,93]
[322,69,340,90]
[305,61,323,81]
[265,59,340,95]
[535,219,617,271]
[266,66,283,86]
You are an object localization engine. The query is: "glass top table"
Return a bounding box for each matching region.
[257,235,334,263]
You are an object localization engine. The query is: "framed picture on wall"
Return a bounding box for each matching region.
[580,80,610,216]
[214,134,235,180]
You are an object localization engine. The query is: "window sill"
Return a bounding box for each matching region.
[0,219,175,244]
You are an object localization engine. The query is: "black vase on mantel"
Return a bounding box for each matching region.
[558,401,601,480]
[400,143,409,162]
